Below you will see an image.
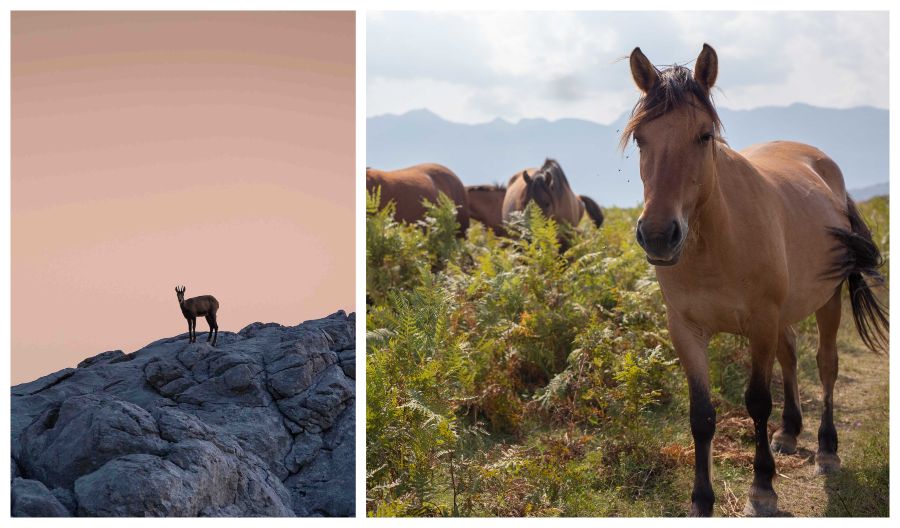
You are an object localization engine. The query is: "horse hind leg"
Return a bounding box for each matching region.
[814,288,842,475]
[771,326,802,454]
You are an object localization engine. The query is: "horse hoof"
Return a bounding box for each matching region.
[689,502,713,517]
[770,431,798,454]
[815,452,841,475]
[743,487,778,517]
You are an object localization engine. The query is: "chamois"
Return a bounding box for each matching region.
[175,285,219,346]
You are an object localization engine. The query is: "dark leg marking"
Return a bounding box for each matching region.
[689,380,716,517]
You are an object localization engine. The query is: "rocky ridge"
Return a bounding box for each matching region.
[10,310,355,517]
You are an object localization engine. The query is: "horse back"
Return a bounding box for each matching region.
[740,141,848,205]
[366,166,440,223]
[420,164,470,229]
[366,164,469,231]
[735,141,851,322]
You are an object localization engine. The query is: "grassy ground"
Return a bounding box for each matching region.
[366,194,889,517]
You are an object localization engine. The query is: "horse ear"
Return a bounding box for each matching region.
[522,170,531,184]
[694,43,718,92]
[629,47,658,94]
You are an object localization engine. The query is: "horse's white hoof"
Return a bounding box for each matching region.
[770,431,798,454]
[815,452,841,475]
[743,486,778,517]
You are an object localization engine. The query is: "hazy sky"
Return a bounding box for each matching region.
[367,11,888,124]
[12,12,355,384]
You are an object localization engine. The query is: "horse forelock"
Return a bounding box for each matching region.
[620,64,723,151]
[533,158,570,191]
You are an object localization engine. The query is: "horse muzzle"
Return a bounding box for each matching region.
[636,219,686,266]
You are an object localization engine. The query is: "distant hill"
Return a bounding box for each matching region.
[367,104,888,207]
[849,182,889,202]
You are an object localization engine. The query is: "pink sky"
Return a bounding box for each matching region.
[11,12,355,384]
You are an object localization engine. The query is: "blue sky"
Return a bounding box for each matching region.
[367,11,888,124]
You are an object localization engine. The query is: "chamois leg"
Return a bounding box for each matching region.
[743,317,779,517]
[814,288,842,474]
[772,326,802,454]
[205,314,218,346]
[190,318,197,343]
[668,315,715,517]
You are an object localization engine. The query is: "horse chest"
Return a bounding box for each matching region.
[657,270,759,336]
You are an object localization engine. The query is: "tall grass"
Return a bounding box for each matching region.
[366,191,889,517]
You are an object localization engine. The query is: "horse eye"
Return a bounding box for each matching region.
[699,132,714,144]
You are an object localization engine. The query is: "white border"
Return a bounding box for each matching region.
[2,0,898,525]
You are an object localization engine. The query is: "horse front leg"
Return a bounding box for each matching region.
[669,315,715,517]
[743,316,780,516]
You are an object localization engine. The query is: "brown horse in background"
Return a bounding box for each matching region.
[624,44,887,517]
[366,163,470,233]
[466,184,507,235]
[502,159,585,230]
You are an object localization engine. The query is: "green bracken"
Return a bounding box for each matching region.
[366,190,889,517]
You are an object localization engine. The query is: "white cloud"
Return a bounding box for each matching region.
[367,11,888,124]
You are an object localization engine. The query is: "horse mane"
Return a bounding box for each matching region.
[467,183,506,191]
[532,158,570,189]
[619,64,723,151]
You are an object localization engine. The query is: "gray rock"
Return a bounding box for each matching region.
[276,365,354,433]
[12,478,70,517]
[77,350,127,369]
[74,442,294,517]
[50,487,76,514]
[18,394,169,489]
[285,405,356,516]
[338,348,356,379]
[11,312,355,517]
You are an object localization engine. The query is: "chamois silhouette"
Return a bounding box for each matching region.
[175,285,219,346]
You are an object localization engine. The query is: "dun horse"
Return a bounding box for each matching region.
[175,286,220,346]
[623,44,887,516]
[466,184,507,235]
[366,163,470,233]
[502,159,585,229]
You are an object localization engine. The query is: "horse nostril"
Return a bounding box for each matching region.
[635,222,646,248]
[668,221,682,247]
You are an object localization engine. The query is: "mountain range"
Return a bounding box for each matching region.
[368,105,888,207]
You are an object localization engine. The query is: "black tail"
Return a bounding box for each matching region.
[579,195,605,228]
[824,198,889,352]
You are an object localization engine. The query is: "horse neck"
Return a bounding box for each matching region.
[683,146,738,258]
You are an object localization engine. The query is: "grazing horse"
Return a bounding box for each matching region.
[623,44,887,517]
[502,159,585,230]
[466,184,507,235]
[366,163,470,233]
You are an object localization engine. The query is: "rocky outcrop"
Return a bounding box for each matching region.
[11,311,355,517]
